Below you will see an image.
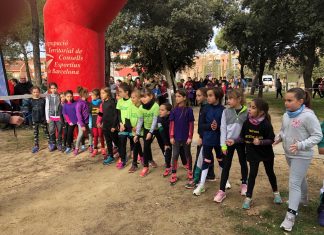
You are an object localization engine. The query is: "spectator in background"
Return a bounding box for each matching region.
[15,77,33,126]
[134,77,142,90]
[40,79,48,94]
[313,78,323,98]
[109,76,117,99]
[126,73,134,87]
[14,77,33,96]
[275,78,283,99]
[319,78,324,98]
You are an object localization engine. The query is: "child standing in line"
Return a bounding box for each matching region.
[89,89,105,157]
[62,90,77,154]
[193,87,224,195]
[127,89,144,173]
[60,92,68,152]
[74,86,92,156]
[97,87,119,165]
[274,88,322,232]
[157,103,173,177]
[240,98,282,210]
[29,86,49,153]
[45,82,63,152]
[116,83,134,169]
[169,89,195,187]
[134,88,160,177]
[213,89,248,202]
[193,87,216,186]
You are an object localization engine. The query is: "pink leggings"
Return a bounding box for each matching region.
[92,127,105,149]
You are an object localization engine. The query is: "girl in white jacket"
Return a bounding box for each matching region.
[274,88,323,232]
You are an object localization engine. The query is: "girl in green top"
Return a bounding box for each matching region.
[127,89,144,173]
[116,83,133,169]
[134,88,160,177]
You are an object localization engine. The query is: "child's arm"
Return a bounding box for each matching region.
[199,108,212,131]
[220,111,227,152]
[135,117,143,136]
[76,102,85,127]
[297,115,323,150]
[96,103,103,127]
[45,96,50,122]
[149,116,158,134]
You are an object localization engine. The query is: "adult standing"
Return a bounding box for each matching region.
[275,78,283,99]
[313,78,323,98]
[125,73,134,87]
[14,77,33,126]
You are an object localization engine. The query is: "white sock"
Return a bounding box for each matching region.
[200,169,208,186]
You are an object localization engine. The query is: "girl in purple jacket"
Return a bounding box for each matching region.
[74,86,92,156]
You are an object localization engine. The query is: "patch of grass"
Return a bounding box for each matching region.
[230,200,324,235]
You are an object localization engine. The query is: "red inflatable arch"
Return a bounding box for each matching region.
[44,0,127,92]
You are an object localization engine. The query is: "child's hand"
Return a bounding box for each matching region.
[69,122,73,126]
[186,138,192,145]
[134,136,138,143]
[226,139,235,146]
[81,126,86,132]
[97,123,102,128]
[170,138,175,145]
[111,127,115,132]
[198,138,202,146]
[47,120,50,124]
[132,127,136,132]
[289,143,298,154]
[211,120,217,130]
[120,123,125,132]
[164,145,170,151]
[146,132,152,140]
[273,137,281,145]
[253,138,261,145]
[222,149,227,155]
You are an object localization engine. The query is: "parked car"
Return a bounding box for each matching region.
[262,75,274,88]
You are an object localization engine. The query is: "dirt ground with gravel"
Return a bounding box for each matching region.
[0,107,323,235]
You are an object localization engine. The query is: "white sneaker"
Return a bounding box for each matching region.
[193,184,205,196]
[280,212,295,232]
[225,180,231,189]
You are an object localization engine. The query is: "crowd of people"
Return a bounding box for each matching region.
[1,74,324,232]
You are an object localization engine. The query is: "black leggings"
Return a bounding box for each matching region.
[246,158,278,198]
[143,129,155,167]
[103,129,119,156]
[33,122,49,146]
[66,124,76,148]
[220,144,248,191]
[131,136,143,166]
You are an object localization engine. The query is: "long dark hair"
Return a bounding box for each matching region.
[175,89,188,107]
[252,98,271,122]
[208,87,224,104]
[287,88,311,108]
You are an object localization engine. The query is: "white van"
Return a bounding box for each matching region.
[262,75,274,88]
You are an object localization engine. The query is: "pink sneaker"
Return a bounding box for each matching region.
[213,190,226,203]
[101,148,106,156]
[240,184,247,196]
[116,162,125,169]
[88,145,93,153]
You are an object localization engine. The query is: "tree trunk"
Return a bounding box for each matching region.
[250,73,258,95]
[160,48,176,93]
[257,59,266,98]
[105,44,111,86]
[28,0,42,87]
[302,37,316,93]
[19,42,32,82]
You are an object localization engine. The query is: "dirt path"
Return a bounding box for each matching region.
[0,107,323,235]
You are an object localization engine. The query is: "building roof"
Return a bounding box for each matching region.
[115,67,139,77]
